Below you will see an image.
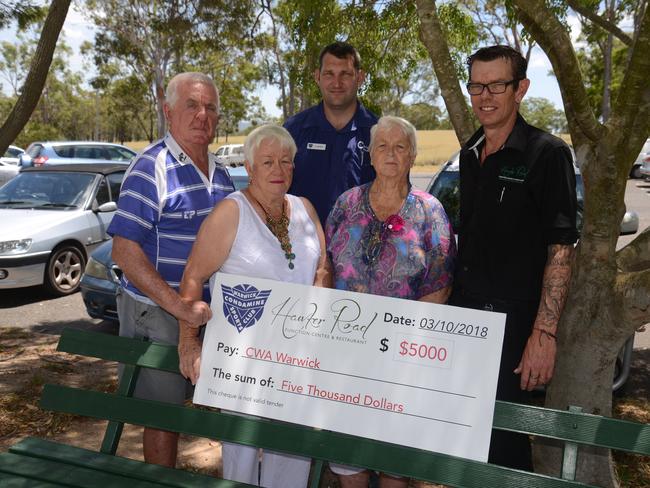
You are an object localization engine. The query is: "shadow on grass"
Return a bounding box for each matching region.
[0,286,57,309]
[29,318,118,336]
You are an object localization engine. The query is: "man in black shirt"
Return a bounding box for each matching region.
[450,45,578,470]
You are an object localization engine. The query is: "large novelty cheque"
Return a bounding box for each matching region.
[194,273,506,462]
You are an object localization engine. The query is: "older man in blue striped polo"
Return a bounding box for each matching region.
[108,72,234,467]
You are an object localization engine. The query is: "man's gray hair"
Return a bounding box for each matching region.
[244,124,297,167]
[369,115,418,157]
[165,72,218,109]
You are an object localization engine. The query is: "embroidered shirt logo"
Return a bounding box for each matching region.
[498,165,527,183]
[183,210,196,219]
[221,284,271,333]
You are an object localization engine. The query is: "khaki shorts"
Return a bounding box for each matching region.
[117,289,193,404]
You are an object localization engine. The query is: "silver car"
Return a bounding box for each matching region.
[18,141,136,167]
[638,138,650,180]
[429,151,639,235]
[0,160,20,187]
[0,164,125,296]
[426,152,638,390]
[1,145,24,165]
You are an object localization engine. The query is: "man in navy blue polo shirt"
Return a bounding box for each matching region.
[284,41,378,225]
[108,72,234,468]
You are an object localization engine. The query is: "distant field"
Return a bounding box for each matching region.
[125,130,461,173]
[125,135,246,154]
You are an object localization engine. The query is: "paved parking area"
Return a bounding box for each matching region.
[0,174,647,348]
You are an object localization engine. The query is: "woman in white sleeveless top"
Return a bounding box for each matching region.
[178,125,331,488]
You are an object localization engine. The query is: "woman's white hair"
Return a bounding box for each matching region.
[165,72,218,109]
[369,115,418,157]
[244,124,297,166]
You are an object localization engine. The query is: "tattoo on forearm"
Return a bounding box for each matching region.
[537,244,573,330]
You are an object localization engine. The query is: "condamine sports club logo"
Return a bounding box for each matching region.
[221,283,271,333]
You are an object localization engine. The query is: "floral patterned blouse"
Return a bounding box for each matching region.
[325,183,456,299]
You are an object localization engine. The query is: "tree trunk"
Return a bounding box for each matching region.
[512,2,650,485]
[415,0,476,145]
[263,0,289,120]
[0,0,71,154]
[601,0,615,122]
[154,68,166,139]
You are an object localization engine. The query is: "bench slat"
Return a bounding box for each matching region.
[57,328,179,372]
[0,472,67,487]
[9,437,251,488]
[0,452,171,488]
[57,329,650,457]
[493,401,650,455]
[40,384,595,488]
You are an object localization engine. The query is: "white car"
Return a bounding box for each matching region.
[0,161,20,187]
[1,145,24,165]
[637,138,650,180]
[215,144,245,167]
[0,163,125,296]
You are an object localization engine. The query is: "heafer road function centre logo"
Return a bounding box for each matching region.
[221,284,271,333]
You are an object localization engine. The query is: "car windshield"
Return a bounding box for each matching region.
[4,147,22,158]
[427,170,461,231]
[0,172,95,209]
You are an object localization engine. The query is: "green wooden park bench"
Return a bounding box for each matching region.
[0,328,648,487]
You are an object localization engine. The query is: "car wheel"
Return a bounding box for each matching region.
[630,165,642,179]
[44,245,86,296]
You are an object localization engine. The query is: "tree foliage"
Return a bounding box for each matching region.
[260,0,439,120]
[519,96,568,133]
[0,33,33,96]
[85,0,260,139]
[0,1,45,30]
[0,0,70,155]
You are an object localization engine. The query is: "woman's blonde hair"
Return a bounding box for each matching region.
[244,124,297,166]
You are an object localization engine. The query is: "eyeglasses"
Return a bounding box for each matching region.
[466,79,520,96]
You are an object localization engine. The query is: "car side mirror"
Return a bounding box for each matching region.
[619,210,639,236]
[94,201,118,213]
[18,154,32,167]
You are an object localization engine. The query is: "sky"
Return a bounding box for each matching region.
[1,3,584,119]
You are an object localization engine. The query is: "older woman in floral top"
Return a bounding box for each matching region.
[325,115,456,488]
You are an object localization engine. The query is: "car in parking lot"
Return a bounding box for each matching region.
[19,141,136,167]
[638,138,650,180]
[426,152,638,390]
[642,160,650,180]
[0,160,20,187]
[0,164,125,296]
[214,143,245,167]
[80,165,249,321]
[1,145,24,165]
[428,151,639,236]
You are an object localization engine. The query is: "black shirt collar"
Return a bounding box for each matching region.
[464,113,531,156]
